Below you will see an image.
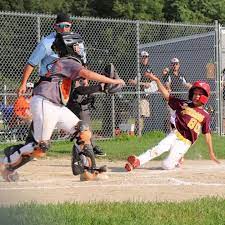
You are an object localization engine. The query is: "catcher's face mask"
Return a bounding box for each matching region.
[52,32,86,64]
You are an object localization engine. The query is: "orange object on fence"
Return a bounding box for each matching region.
[14,96,31,120]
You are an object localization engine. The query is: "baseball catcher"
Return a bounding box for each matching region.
[67,63,122,157]
[125,73,220,171]
[0,32,124,182]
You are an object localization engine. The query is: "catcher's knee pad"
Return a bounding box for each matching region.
[71,143,96,176]
[75,121,92,147]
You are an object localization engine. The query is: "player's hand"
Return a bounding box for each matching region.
[128,79,137,85]
[143,83,150,88]
[144,72,159,81]
[114,79,125,86]
[209,152,220,164]
[17,84,26,97]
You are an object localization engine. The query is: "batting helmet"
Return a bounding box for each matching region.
[188,81,210,104]
[52,32,86,64]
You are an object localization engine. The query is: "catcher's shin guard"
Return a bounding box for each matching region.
[1,141,49,182]
[2,141,48,167]
[71,144,85,175]
[71,143,107,180]
[0,165,19,182]
[71,143,97,175]
[71,121,107,180]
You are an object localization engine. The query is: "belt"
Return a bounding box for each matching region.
[175,130,192,146]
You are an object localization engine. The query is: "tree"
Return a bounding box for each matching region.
[0,0,32,11]
[163,0,225,23]
[1,0,225,24]
[113,0,164,21]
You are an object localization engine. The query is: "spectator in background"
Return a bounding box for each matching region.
[129,51,158,135]
[163,57,192,130]
[164,57,192,93]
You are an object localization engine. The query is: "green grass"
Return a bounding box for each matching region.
[0,131,225,160]
[0,134,225,224]
[0,198,224,225]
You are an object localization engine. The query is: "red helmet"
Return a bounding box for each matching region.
[188,81,210,104]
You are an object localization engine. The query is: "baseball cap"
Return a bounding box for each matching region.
[140,51,149,57]
[26,82,34,88]
[56,12,71,24]
[171,57,179,64]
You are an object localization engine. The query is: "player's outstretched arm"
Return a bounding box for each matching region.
[145,72,169,101]
[204,133,220,164]
[79,68,125,85]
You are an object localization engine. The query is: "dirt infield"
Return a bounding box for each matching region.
[0,158,225,205]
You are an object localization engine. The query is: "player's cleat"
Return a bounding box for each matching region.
[125,155,140,172]
[93,146,106,157]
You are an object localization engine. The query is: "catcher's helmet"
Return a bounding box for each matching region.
[188,81,210,104]
[52,32,86,64]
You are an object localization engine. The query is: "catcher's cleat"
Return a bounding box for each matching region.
[93,146,106,157]
[80,168,108,181]
[80,170,99,181]
[125,155,140,172]
[1,167,19,182]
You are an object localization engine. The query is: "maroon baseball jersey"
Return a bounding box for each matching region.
[168,95,211,144]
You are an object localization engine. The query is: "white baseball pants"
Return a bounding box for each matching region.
[137,130,191,170]
[3,95,80,165]
[30,95,80,141]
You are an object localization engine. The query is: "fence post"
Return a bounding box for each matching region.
[112,95,115,137]
[3,85,7,105]
[37,15,41,73]
[136,20,141,136]
[215,20,223,135]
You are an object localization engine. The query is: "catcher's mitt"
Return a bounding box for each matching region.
[102,63,122,94]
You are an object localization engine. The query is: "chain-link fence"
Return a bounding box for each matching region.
[0,11,224,143]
